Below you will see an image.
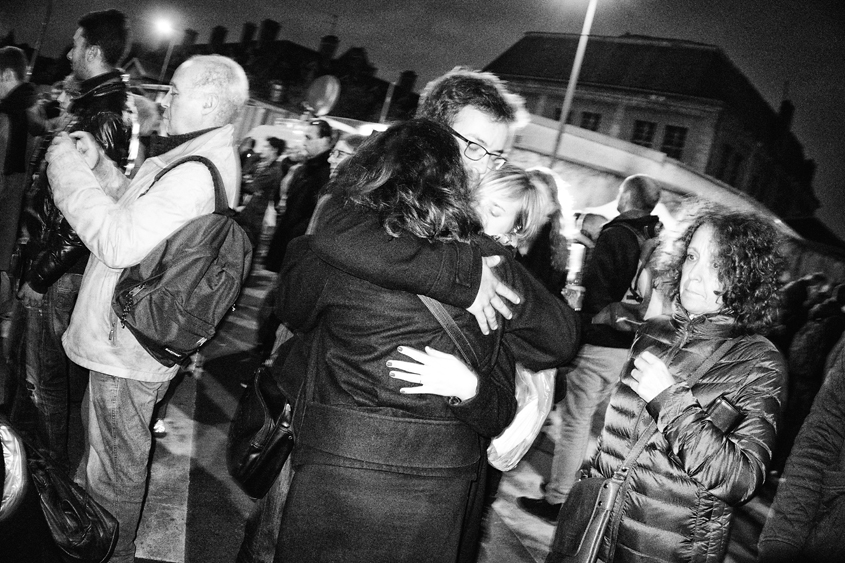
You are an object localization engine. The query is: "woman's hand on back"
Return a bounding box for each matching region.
[388,346,479,402]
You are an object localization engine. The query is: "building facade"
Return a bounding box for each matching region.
[484,32,819,223]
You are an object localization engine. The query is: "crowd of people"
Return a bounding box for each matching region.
[1,7,844,563]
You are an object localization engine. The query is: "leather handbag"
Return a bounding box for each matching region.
[24,440,118,563]
[546,338,736,563]
[227,364,295,499]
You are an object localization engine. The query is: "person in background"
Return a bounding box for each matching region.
[547,209,785,563]
[0,46,38,412]
[519,174,662,521]
[274,118,578,563]
[44,54,249,563]
[12,9,132,472]
[758,331,845,563]
[305,132,368,233]
[236,136,289,246]
[264,119,334,272]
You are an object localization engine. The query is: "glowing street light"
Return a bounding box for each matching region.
[549,0,599,167]
[156,19,176,84]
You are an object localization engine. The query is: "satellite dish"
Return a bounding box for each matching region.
[305,75,341,116]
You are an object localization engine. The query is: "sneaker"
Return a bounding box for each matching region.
[517,496,561,523]
[153,419,167,438]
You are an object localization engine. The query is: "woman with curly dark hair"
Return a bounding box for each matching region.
[548,209,787,563]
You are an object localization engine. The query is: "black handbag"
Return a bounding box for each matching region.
[24,442,118,563]
[546,338,736,563]
[227,364,295,499]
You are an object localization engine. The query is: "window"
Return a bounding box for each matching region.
[660,125,687,159]
[580,111,601,132]
[631,120,657,148]
[553,107,574,123]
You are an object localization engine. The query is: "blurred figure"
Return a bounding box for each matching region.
[772,282,845,474]
[759,331,845,562]
[548,209,786,563]
[305,133,368,233]
[237,136,289,246]
[0,46,37,410]
[264,119,334,272]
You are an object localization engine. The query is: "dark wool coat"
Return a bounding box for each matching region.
[592,312,785,563]
[275,233,579,562]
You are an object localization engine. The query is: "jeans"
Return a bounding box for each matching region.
[23,272,85,471]
[545,344,629,504]
[81,371,170,563]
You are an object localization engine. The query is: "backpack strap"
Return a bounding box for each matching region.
[140,155,232,216]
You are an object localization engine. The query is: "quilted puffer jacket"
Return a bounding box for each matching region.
[21,70,131,293]
[592,310,785,563]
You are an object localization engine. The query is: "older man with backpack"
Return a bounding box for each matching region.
[519,174,662,522]
[44,55,250,563]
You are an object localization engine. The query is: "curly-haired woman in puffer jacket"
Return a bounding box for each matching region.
[557,209,787,563]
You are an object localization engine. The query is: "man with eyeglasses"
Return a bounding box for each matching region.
[311,67,532,331]
[265,119,334,272]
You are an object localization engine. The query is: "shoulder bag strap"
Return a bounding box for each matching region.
[140,155,231,216]
[418,294,480,367]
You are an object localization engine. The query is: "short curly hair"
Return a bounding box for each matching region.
[660,209,785,334]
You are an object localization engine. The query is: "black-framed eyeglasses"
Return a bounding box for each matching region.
[449,128,507,170]
[330,148,353,159]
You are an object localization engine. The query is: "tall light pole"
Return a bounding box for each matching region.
[549,0,599,167]
[156,19,176,84]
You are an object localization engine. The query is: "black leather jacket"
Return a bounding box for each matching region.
[21,70,131,293]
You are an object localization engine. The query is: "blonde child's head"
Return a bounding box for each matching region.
[473,164,556,247]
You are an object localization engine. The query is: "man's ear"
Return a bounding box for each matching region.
[86,44,101,63]
[201,93,219,116]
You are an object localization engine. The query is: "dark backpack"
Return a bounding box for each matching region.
[112,156,253,367]
[591,220,662,331]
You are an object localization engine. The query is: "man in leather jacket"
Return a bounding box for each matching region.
[12,9,131,471]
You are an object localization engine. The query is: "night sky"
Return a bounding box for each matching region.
[4,0,843,239]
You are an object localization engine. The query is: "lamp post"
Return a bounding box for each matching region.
[156,19,176,84]
[549,0,599,167]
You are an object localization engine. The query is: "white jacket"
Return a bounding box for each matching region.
[46,125,239,381]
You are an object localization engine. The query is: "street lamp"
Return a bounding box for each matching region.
[549,0,599,167]
[156,19,176,84]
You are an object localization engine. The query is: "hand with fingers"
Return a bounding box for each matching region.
[466,255,522,335]
[387,345,479,402]
[626,350,677,403]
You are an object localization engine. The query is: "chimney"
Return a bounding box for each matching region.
[241,22,257,47]
[397,70,417,92]
[778,100,794,133]
[182,29,198,47]
[257,19,280,48]
[210,26,227,53]
[319,35,340,64]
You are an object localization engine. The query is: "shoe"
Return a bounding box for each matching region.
[517,496,561,523]
[153,419,167,438]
